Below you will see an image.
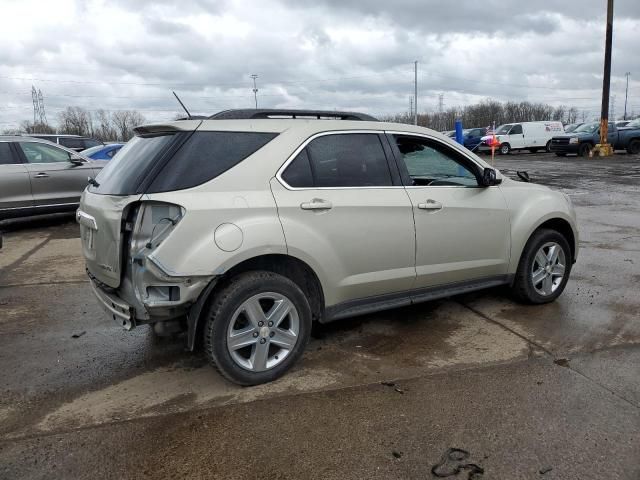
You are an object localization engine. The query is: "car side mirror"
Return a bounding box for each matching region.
[481,167,501,187]
[69,155,84,166]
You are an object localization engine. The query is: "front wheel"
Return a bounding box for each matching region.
[578,143,592,157]
[204,271,312,385]
[511,229,572,304]
[499,143,511,155]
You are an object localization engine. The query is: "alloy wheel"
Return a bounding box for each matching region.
[531,242,566,296]
[226,292,300,372]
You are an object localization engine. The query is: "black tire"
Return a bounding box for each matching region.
[529,148,539,153]
[545,140,552,152]
[204,271,312,386]
[499,143,511,155]
[626,139,640,155]
[555,153,567,157]
[511,229,572,304]
[577,143,591,157]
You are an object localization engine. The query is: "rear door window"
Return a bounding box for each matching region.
[301,133,392,187]
[0,142,19,164]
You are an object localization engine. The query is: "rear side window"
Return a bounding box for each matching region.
[285,133,391,188]
[0,143,19,164]
[83,138,101,149]
[146,131,278,193]
[59,137,83,149]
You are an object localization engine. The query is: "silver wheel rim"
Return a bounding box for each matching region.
[226,292,299,372]
[531,241,566,296]
[501,145,509,154]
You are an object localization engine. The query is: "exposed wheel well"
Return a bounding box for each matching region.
[222,254,325,322]
[188,254,325,351]
[534,218,576,262]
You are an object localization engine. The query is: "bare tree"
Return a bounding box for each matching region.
[57,107,93,136]
[18,120,56,134]
[111,110,145,141]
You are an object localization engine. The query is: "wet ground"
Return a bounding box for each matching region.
[1,151,639,479]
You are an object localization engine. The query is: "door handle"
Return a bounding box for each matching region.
[417,199,443,210]
[300,199,333,211]
[34,173,49,178]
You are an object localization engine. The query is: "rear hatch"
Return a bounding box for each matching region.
[77,125,197,288]
[78,191,140,288]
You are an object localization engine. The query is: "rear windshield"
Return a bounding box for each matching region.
[90,133,179,195]
[89,130,278,195]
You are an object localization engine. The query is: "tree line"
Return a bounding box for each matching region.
[382,99,584,131]
[6,107,146,142]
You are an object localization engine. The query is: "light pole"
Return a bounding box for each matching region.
[624,72,630,120]
[251,74,258,109]
[594,0,614,157]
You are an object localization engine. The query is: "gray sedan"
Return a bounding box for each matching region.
[0,136,106,220]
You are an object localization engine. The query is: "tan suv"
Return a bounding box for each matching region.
[77,109,578,385]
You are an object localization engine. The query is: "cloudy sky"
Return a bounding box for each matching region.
[1,0,639,129]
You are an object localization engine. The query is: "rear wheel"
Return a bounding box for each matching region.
[499,143,511,155]
[626,139,640,155]
[545,140,552,152]
[511,229,571,304]
[578,143,592,157]
[204,271,312,385]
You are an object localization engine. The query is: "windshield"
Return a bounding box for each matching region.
[81,145,105,156]
[574,123,599,133]
[90,133,179,195]
[496,124,513,135]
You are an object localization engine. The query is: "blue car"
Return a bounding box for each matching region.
[81,143,124,160]
[462,128,485,151]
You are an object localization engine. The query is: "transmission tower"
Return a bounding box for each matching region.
[37,89,47,125]
[250,74,258,109]
[32,86,39,125]
[610,95,616,120]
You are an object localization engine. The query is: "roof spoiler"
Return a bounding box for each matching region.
[209,109,378,121]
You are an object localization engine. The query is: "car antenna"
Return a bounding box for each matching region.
[172,91,192,119]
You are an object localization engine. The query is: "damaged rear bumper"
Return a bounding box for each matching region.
[89,278,136,330]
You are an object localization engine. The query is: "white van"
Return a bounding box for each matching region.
[480,121,564,154]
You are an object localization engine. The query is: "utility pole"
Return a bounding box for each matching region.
[409,96,413,119]
[594,0,615,157]
[624,72,630,120]
[414,61,418,125]
[250,74,259,109]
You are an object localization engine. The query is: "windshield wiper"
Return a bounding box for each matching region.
[88,177,100,187]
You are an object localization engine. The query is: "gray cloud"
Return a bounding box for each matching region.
[1,0,639,130]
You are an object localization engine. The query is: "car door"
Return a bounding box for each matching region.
[16,141,92,207]
[271,131,416,307]
[387,132,511,290]
[0,142,33,214]
[508,124,525,149]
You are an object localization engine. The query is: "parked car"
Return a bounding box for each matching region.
[462,127,486,150]
[563,123,584,133]
[549,121,640,156]
[0,136,105,220]
[77,108,578,385]
[81,143,124,160]
[27,134,103,152]
[615,120,630,128]
[479,121,565,154]
[620,118,640,129]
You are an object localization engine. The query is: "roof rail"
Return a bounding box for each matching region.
[208,109,378,121]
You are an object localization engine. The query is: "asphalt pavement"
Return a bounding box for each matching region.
[1,151,638,479]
